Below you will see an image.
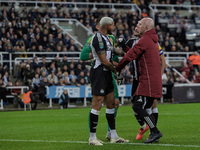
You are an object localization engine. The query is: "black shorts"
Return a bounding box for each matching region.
[134,95,155,109]
[90,65,114,96]
[132,79,139,95]
[131,79,139,103]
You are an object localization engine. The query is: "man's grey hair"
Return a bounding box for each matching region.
[100,17,113,28]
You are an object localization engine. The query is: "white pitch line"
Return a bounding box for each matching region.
[0,139,200,148]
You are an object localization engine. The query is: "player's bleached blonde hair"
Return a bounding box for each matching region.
[100,17,113,28]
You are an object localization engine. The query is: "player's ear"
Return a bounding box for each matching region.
[105,25,109,30]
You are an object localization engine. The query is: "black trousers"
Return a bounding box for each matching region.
[133,95,159,133]
[60,101,68,108]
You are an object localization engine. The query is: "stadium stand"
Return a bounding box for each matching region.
[0,0,200,109]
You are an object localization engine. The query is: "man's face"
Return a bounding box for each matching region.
[134,25,140,37]
[137,19,146,35]
[107,21,115,34]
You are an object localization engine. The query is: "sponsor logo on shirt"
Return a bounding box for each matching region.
[99,42,104,49]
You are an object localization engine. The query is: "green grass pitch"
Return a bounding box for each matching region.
[0,103,200,150]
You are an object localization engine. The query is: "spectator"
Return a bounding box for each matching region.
[48,62,57,74]
[22,89,37,110]
[24,64,34,86]
[68,63,75,74]
[31,56,40,70]
[69,70,77,81]
[39,57,48,68]
[40,71,47,81]
[172,72,179,83]
[47,71,58,85]
[32,73,40,92]
[188,51,200,72]
[70,78,80,86]
[57,70,63,80]
[3,71,10,85]
[68,45,79,57]
[58,89,69,109]
[77,71,85,82]
[62,55,69,67]
[180,63,191,80]
[64,78,70,85]
[38,77,49,103]
[162,72,168,84]
[54,56,62,69]
[12,80,22,104]
[123,71,133,84]
[40,65,48,76]
[0,79,7,103]
[75,64,82,76]
[58,78,65,86]
[193,71,200,83]
[179,71,188,83]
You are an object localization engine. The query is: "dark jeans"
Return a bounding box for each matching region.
[60,101,68,108]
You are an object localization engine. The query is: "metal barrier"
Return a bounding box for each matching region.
[50,18,93,46]
[0,54,3,65]
[166,62,191,84]
[0,51,81,73]
[149,4,198,21]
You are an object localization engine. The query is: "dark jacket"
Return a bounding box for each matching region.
[59,93,69,104]
[116,29,162,98]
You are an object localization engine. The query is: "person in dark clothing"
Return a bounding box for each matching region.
[116,18,162,144]
[38,77,49,103]
[58,90,69,109]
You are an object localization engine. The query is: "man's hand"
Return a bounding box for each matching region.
[114,47,124,55]
[118,38,126,48]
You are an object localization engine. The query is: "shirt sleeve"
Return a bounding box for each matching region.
[158,43,163,56]
[80,36,93,61]
[80,46,91,61]
[92,33,106,53]
[116,38,145,72]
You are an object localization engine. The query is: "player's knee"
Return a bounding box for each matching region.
[92,96,104,110]
[152,99,157,108]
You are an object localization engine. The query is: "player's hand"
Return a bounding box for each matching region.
[118,38,126,48]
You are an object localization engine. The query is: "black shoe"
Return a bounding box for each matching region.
[144,131,162,144]
[154,139,159,143]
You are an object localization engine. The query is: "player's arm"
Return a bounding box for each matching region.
[118,37,130,53]
[92,35,116,73]
[158,44,166,74]
[80,46,93,61]
[160,54,166,75]
[98,51,116,73]
[112,60,118,67]
[116,38,145,72]
[80,36,93,61]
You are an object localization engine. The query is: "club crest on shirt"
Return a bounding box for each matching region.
[99,42,104,49]
[100,89,104,94]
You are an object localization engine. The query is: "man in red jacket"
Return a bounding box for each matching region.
[116,18,162,143]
